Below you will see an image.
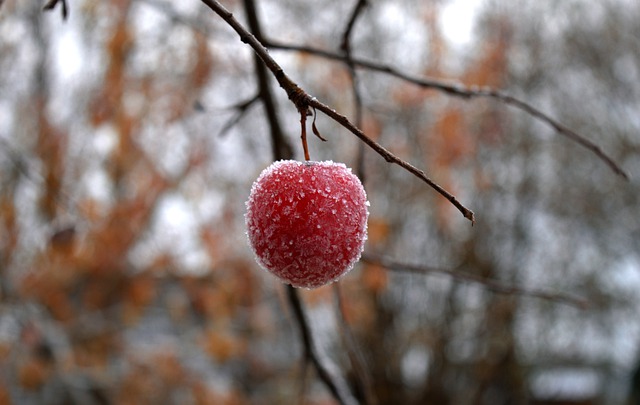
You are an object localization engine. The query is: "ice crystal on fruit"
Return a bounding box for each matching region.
[245,160,369,289]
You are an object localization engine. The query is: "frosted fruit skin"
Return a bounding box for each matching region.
[245,160,369,289]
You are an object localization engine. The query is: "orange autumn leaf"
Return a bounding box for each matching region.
[462,17,512,88]
[189,32,215,91]
[304,284,333,306]
[17,357,51,391]
[0,381,10,405]
[122,273,158,324]
[201,328,245,363]
[367,217,391,247]
[362,263,388,294]
[124,272,157,308]
[430,107,475,168]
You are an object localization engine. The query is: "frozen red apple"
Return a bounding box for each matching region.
[245,160,369,288]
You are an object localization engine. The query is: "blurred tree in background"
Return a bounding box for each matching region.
[0,0,638,404]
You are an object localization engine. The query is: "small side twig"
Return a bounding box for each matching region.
[43,0,69,20]
[362,254,588,309]
[216,93,260,137]
[311,108,328,142]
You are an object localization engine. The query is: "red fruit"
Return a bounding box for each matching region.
[245,160,369,289]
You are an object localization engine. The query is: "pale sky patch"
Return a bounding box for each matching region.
[440,0,485,47]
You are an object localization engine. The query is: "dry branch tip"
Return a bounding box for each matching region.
[43,0,68,20]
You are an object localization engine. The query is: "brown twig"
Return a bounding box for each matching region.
[300,109,310,161]
[242,0,293,160]
[286,286,355,405]
[309,97,476,223]
[362,254,589,309]
[340,0,368,55]
[340,0,369,180]
[311,108,328,142]
[333,284,377,405]
[216,93,260,137]
[199,0,475,223]
[43,0,69,20]
[264,41,629,180]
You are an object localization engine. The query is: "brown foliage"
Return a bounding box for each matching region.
[1,1,634,404]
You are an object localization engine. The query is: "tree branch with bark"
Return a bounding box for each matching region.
[199,0,477,224]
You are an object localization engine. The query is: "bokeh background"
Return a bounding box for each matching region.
[0,0,639,404]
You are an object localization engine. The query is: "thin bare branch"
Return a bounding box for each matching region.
[216,93,260,137]
[140,0,211,33]
[308,97,476,223]
[286,286,357,405]
[148,0,626,180]
[43,0,68,20]
[362,254,589,309]
[311,108,328,142]
[340,0,368,180]
[265,41,629,180]
[243,0,294,161]
[340,0,368,56]
[333,284,377,405]
[199,0,475,223]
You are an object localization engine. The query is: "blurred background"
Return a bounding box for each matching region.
[0,0,639,404]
